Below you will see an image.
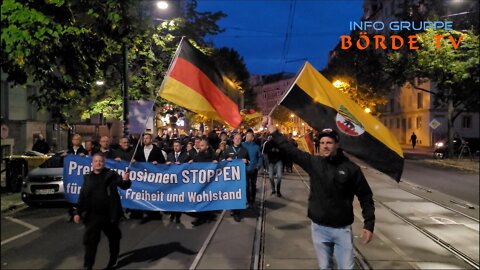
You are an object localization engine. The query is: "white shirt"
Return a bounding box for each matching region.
[144,144,153,161]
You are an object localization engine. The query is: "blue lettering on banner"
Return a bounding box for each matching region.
[63,155,246,212]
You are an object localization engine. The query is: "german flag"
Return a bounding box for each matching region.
[273,62,403,181]
[159,39,242,128]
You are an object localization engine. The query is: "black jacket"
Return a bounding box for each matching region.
[272,131,375,232]
[92,148,116,159]
[67,145,88,156]
[192,148,217,162]
[114,147,134,161]
[167,151,190,163]
[76,168,131,223]
[263,140,282,164]
[220,144,249,161]
[32,140,50,154]
[134,145,166,163]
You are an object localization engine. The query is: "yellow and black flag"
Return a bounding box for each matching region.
[159,39,242,128]
[274,62,403,181]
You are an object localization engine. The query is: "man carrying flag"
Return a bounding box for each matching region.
[264,117,374,269]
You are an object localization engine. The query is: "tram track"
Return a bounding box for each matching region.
[188,161,478,270]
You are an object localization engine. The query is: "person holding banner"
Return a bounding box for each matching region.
[67,134,88,156]
[73,153,131,270]
[221,133,249,222]
[166,140,190,223]
[114,137,134,161]
[265,117,374,270]
[133,133,166,223]
[188,137,202,160]
[93,136,116,159]
[190,138,218,226]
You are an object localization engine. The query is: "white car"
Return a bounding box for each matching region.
[21,153,66,206]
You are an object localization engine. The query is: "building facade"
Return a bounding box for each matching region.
[364,0,479,146]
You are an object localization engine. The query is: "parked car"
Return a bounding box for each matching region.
[21,153,66,206]
[433,137,467,159]
[3,151,51,192]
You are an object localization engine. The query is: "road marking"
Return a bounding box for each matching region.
[1,217,39,246]
[188,210,226,270]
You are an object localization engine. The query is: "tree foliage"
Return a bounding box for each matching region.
[387,28,479,156]
[1,0,233,125]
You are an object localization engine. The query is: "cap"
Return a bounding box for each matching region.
[318,128,339,142]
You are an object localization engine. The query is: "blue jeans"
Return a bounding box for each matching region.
[311,222,354,269]
[268,160,283,192]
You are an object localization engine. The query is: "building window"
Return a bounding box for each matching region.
[462,115,472,128]
[396,118,400,129]
[390,99,394,113]
[389,119,393,128]
[408,117,412,129]
[417,93,423,109]
[416,116,422,128]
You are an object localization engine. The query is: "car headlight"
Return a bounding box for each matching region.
[436,142,444,147]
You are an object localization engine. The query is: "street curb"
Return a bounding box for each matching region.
[1,202,26,214]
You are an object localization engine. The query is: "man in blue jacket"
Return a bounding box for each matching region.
[242,130,263,210]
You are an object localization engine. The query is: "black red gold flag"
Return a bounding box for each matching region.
[159,39,242,128]
[273,62,404,181]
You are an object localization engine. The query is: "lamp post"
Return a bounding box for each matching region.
[122,1,169,138]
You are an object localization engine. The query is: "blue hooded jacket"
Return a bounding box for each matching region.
[242,141,263,172]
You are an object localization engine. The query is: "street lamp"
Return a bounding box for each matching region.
[122,1,170,138]
[156,1,169,10]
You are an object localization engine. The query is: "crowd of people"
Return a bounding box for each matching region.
[64,128,303,224]
[60,124,375,270]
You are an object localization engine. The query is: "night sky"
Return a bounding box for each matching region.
[196,0,364,75]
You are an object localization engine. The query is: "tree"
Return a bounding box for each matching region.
[322,32,390,113]
[387,28,479,158]
[212,47,260,127]
[1,0,227,126]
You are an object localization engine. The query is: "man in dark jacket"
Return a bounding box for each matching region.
[114,137,134,162]
[166,140,190,223]
[263,135,284,196]
[67,134,88,156]
[266,117,374,269]
[189,138,218,226]
[133,133,166,164]
[32,134,50,154]
[73,153,131,270]
[220,133,249,222]
[133,133,165,223]
[93,136,116,159]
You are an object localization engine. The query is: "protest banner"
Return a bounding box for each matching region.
[63,155,246,212]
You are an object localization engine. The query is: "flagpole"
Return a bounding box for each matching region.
[268,61,308,118]
[127,37,186,169]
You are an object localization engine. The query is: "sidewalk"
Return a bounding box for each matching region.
[401,144,479,174]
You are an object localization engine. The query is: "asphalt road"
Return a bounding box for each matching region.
[1,155,478,269]
[400,154,479,205]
